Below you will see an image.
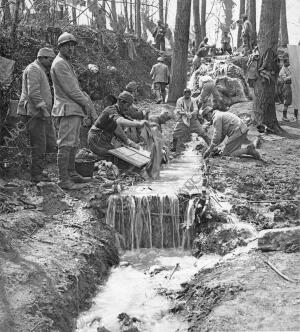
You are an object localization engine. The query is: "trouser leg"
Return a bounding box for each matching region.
[26,117,46,177]
[154,82,162,102]
[56,115,83,189]
[283,105,288,119]
[161,83,167,103]
[45,117,57,153]
[294,109,298,119]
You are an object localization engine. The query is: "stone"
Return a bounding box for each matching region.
[257,226,300,253]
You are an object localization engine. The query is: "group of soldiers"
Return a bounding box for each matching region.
[18,26,264,190]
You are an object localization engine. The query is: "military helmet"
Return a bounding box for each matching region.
[57,32,77,47]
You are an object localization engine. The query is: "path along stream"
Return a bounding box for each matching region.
[75,140,255,331]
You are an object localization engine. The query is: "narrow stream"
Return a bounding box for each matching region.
[76,249,220,332]
[76,140,214,331]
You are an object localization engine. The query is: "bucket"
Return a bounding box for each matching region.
[75,160,95,177]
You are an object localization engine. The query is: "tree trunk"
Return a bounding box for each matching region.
[253,0,281,130]
[72,6,77,25]
[136,0,141,39]
[247,0,257,45]
[101,0,106,28]
[129,0,133,32]
[222,0,235,33]
[1,0,12,28]
[200,0,206,39]
[123,0,129,31]
[11,0,21,44]
[280,0,289,47]
[237,0,245,47]
[111,0,118,30]
[168,0,192,103]
[193,0,201,49]
[165,0,169,24]
[159,0,164,23]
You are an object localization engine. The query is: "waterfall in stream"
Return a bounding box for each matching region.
[106,194,181,249]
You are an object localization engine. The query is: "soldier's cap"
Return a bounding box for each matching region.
[184,88,191,93]
[118,91,134,105]
[125,81,138,92]
[37,48,56,58]
[201,105,214,117]
[157,57,164,62]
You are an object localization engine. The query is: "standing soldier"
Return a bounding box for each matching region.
[51,32,93,190]
[221,31,232,55]
[153,20,166,51]
[241,14,253,54]
[171,88,210,152]
[17,47,57,183]
[150,57,170,104]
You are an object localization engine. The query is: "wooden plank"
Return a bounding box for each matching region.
[109,146,150,168]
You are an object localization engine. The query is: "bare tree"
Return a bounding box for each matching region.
[101,0,107,28]
[221,0,235,32]
[123,0,129,31]
[136,0,141,38]
[165,0,170,24]
[168,0,192,103]
[72,6,77,25]
[1,0,12,27]
[193,0,201,49]
[253,0,281,131]
[237,0,245,47]
[280,0,289,47]
[129,0,134,32]
[200,0,206,39]
[247,0,257,45]
[159,0,163,23]
[110,0,118,29]
[11,0,21,43]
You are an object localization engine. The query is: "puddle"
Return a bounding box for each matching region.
[76,249,220,332]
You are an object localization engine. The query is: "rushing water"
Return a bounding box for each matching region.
[76,249,220,332]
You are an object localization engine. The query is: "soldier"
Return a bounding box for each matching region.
[221,31,232,55]
[171,88,210,152]
[51,32,94,189]
[88,91,147,159]
[17,47,57,183]
[241,14,253,54]
[153,20,166,51]
[150,57,170,104]
[202,106,261,160]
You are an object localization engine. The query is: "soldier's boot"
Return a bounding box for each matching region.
[170,138,178,152]
[68,147,91,183]
[57,147,78,190]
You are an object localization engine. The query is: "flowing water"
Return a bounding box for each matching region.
[76,249,221,332]
[105,141,204,249]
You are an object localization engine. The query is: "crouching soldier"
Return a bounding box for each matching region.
[149,110,173,132]
[201,106,261,160]
[88,91,148,160]
[196,75,225,111]
[171,88,210,152]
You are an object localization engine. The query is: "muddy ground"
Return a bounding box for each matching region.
[178,102,300,331]
[0,100,299,332]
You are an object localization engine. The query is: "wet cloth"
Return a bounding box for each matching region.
[140,125,162,179]
[210,110,248,155]
[17,60,52,118]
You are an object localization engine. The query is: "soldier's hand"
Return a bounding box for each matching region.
[137,120,149,128]
[127,139,140,150]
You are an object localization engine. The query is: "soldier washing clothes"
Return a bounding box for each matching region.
[51,32,94,190]
[171,88,210,152]
[17,47,57,183]
[201,106,261,160]
[88,91,148,160]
